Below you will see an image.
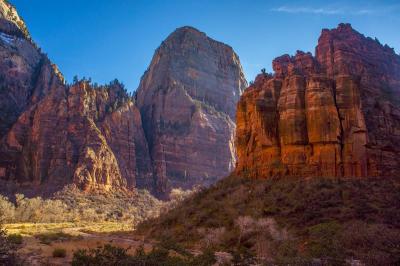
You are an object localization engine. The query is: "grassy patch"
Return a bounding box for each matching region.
[4,222,133,236]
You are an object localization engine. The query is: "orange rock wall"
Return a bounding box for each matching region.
[236,24,400,178]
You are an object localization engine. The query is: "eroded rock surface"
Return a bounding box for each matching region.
[0,82,153,194]
[0,1,247,196]
[236,23,400,178]
[0,5,63,138]
[137,26,246,194]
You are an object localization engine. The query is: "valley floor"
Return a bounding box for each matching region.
[5,222,152,265]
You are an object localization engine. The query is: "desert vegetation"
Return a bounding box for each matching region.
[0,185,198,264]
[71,242,218,266]
[137,175,400,265]
[0,185,162,225]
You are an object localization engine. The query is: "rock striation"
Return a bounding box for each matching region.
[0,1,63,139]
[0,2,246,196]
[0,81,153,194]
[137,26,246,195]
[0,0,153,195]
[236,23,400,178]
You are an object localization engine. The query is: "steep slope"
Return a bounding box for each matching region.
[138,175,400,265]
[0,0,63,139]
[0,0,30,39]
[137,26,247,195]
[236,23,400,179]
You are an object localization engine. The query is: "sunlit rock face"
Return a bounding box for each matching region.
[236,23,400,179]
[137,26,247,195]
[0,82,153,195]
[0,0,154,194]
[0,3,249,196]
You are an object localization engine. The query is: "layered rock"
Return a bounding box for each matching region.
[137,26,246,195]
[0,1,248,196]
[236,23,400,178]
[0,1,155,194]
[0,0,30,39]
[0,0,63,139]
[0,81,153,194]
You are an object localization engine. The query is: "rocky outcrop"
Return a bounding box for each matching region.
[236,23,400,178]
[137,26,246,195]
[0,0,30,39]
[0,81,153,194]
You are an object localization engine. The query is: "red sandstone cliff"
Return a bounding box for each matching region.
[0,0,154,194]
[137,26,247,195]
[0,81,153,194]
[0,2,246,196]
[0,1,64,139]
[236,23,400,178]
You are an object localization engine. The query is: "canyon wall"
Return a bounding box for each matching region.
[0,81,153,195]
[0,1,153,194]
[0,1,246,196]
[137,26,246,194]
[236,23,400,178]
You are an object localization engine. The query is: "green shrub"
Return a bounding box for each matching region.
[36,232,75,245]
[7,233,23,245]
[306,221,345,263]
[136,175,400,265]
[53,248,67,258]
[72,243,217,266]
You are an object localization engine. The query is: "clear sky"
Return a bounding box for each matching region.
[10,0,400,91]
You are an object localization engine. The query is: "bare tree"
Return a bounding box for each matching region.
[201,227,226,248]
[235,216,255,246]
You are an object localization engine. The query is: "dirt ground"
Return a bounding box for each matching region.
[18,233,152,265]
[5,223,153,265]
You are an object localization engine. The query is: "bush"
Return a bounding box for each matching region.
[137,175,400,265]
[0,186,163,224]
[53,248,67,258]
[72,244,131,266]
[72,243,217,266]
[7,233,23,245]
[306,221,345,263]
[36,232,76,245]
[0,195,15,223]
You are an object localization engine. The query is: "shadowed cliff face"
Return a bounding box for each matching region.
[236,23,400,178]
[137,26,247,195]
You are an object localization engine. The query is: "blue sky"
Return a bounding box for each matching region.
[10,0,400,91]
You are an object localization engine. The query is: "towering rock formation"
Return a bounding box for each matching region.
[0,81,153,194]
[236,23,400,179]
[0,1,245,196]
[0,1,153,195]
[137,26,247,194]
